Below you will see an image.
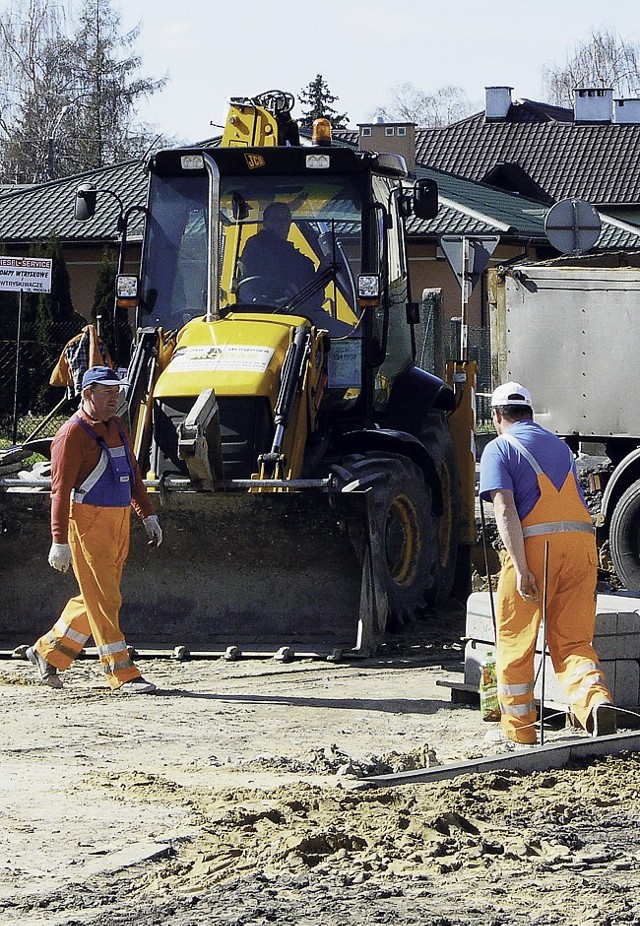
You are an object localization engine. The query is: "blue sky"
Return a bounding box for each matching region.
[41,1,640,142]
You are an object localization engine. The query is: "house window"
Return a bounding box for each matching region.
[384,127,395,137]
[360,126,372,137]
[397,126,407,137]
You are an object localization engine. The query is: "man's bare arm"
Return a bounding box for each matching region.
[491,489,538,600]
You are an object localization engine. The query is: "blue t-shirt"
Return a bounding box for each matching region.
[479,420,586,521]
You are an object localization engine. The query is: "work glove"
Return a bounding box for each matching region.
[48,542,72,573]
[143,515,163,547]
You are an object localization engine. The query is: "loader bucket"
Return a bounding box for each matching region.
[0,489,384,658]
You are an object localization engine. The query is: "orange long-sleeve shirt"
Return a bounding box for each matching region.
[50,408,155,543]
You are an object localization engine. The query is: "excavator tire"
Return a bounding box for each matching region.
[332,453,439,630]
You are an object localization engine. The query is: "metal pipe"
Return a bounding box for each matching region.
[0,476,334,492]
[479,496,498,645]
[540,540,550,746]
[202,153,221,322]
[11,291,23,445]
[156,477,334,491]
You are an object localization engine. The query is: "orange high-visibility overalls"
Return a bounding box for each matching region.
[34,419,142,689]
[496,434,613,744]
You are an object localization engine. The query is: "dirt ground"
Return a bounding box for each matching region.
[2,602,640,926]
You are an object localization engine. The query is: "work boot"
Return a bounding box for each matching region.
[114,677,157,694]
[589,702,618,737]
[25,646,63,689]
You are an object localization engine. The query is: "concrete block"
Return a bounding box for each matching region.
[466,592,640,649]
[595,634,640,661]
[594,610,618,636]
[464,639,492,689]
[617,612,640,635]
[612,660,640,705]
[464,625,640,709]
[597,591,640,610]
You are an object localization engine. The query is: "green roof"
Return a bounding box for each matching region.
[0,148,639,252]
[0,160,147,244]
[409,164,640,250]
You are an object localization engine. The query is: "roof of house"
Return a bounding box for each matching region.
[1,130,640,252]
[407,164,640,250]
[0,159,148,244]
[411,98,640,208]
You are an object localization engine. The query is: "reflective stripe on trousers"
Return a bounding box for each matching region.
[34,503,141,689]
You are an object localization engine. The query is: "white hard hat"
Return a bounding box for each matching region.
[490,381,533,408]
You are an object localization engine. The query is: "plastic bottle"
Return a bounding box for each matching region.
[479,650,501,722]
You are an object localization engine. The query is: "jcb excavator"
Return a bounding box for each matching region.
[1,91,476,656]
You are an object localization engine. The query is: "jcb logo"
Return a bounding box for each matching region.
[245,153,265,169]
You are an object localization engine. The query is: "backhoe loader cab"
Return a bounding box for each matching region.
[135,144,429,404]
[1,93,472,658]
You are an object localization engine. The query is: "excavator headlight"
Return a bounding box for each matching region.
[306,154,330,170]
[181,155,204,170]
[116,274,140,308]
[357,274,381,300]
[312,118,332,146]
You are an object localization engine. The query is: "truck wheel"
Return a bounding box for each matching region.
[609,479,640,591]
[333,454,438,629]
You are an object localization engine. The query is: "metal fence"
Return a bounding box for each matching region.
[465,324,492,429]
[0,319,81,444]
[416,292,493,429]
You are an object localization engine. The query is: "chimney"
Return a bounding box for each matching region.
[574,87,613,123]
[358,121,416,172]
[485,86,513,121]
[613,97,640,124]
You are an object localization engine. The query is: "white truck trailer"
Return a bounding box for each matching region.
[488,258,640,590]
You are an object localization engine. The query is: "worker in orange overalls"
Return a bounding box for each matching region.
[26,366,163,694]
[479,382,616,744]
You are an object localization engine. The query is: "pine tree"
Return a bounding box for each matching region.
[91,247,118,353]
[298,75,348,130]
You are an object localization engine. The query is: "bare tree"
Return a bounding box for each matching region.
[376,83,472,126]
[0,0,167,184]
[543,27,640,106]
[0,0,68,181]
[62,0,167,171]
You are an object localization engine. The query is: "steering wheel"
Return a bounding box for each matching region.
[236,275,289,307]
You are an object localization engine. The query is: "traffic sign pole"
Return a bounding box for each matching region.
[12,291,23,445]
[440,234,500,361]
[460,236,469,361]
[1,257,53,445]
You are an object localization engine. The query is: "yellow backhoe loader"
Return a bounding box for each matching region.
[1,91,476,657]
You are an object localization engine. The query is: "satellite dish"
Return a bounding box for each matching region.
[544,198,601,255]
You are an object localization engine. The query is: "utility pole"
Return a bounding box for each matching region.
[47,104,72,180]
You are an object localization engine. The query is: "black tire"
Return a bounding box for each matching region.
[609,479,640,591]
[333,453,439,629]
